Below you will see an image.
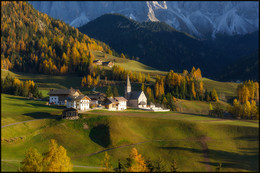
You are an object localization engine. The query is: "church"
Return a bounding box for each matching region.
[125,75,147,108]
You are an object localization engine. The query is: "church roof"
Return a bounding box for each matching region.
[129,91,143,99]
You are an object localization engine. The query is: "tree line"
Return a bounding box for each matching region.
[228,80,259,119]
[1,73,42,98]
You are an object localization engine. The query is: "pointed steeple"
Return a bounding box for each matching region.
[125,74,131,99]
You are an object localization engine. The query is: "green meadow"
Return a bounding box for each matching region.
[1,94,258,172]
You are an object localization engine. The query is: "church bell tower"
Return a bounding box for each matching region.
[125,75,131,99]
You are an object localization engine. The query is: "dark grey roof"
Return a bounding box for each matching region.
[129,91,143,99]
[62,108,78,112]
[107,97,117,103]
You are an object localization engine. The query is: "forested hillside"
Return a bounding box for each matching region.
[1,1,113,76]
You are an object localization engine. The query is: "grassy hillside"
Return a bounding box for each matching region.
[1,94,259,172]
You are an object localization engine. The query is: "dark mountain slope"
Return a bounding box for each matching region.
[79,14,224,77]
[79,13,259,80]
[217,51,259,82]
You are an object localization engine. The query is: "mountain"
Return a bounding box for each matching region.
[29,1,259,39]
[1,1,112,76]
[78,14,259,79]
[216,51,259,82]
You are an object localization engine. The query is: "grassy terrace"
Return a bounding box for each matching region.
[1,94,259,172]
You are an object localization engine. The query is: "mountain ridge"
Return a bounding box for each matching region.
[29,1,259,39]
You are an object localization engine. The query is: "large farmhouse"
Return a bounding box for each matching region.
[48,88,82,105]
[125,75,147,108]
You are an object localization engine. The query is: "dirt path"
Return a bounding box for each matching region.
[1,117,57,128]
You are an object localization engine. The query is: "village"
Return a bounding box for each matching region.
[48,75,169,119]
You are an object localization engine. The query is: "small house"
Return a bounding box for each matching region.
[62,108,78,120]
[93,60,102,65]
[114,97,128,110]
[66,95,91,111]
[104,97,118,110]
[102,61,114,68]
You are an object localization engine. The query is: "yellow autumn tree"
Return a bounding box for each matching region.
[126,148,149,172]
[42,139,73,172]
[101,152,113,172]
[199,81,204,96]
[243,101,251,119]
[191,82,196,99]
[81,76,87,88]
[211,88,219,102]
[19,148,43,172]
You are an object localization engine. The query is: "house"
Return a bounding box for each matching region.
[115,97,128,110]
[48,88,82,105]
[104,97,118,110]
[102,61,114,67]
[62,108,78,120]
[125,75,147,108]
[66,95,91,111]
[93,60,102,65]
[87,92,106,106]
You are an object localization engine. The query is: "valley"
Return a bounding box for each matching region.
[1,1,259,172]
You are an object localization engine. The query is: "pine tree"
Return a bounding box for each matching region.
[19,148,43,172]
[170,159,181,172]
[106,86,113,97]
[191,82,196,99]
[112,86,119,97]
[141,83,145,91]
[211,88,219,102]
[120,53,126,59]
[126,148,149,172]
[101,152,113,172]
[42,139,73,172]
[81,76,87,88]
[147,73,150,83]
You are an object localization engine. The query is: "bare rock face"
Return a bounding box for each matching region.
[29,1,259,39]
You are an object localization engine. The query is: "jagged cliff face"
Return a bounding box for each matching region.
[29,1,259,39]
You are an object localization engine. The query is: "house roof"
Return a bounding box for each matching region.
[102,61,113,65]
[62,108,78,113]
[115,97,128,102]
[93,60,102,63]
[129,91,143,99]
[107,97,117,103]
[66,95,91,101]
[48,88,77,95]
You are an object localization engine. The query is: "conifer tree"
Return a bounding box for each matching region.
[126,148,149,172]
[42,139,73,172]
[112,86,119,97]
[211,88,219,102]
[101,152,113,172]
[106,86,113,97]
[19,148,43,172]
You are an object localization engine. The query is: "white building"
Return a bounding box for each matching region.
[125,75,147,108]
[115,97,128,110]
[66,95,91,111]
[48,88,81,105]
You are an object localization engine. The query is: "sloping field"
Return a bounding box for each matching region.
[1,94,258,172]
